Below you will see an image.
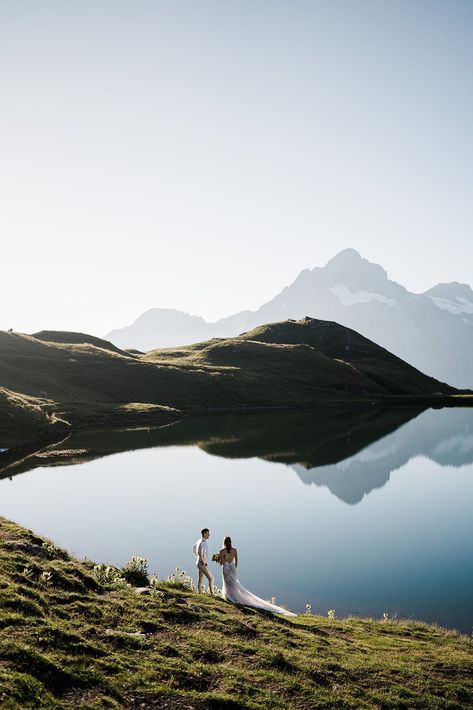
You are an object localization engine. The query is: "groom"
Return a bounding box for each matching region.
[193,527,215,595]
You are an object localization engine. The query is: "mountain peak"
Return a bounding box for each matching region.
[424,282,473,299]
[103,250,473,388]
[321,249,389,290]
[325,248,362,268]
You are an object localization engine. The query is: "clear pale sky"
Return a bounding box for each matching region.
[1,1,472,336]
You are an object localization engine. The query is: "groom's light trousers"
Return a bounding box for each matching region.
[197,562,215,594]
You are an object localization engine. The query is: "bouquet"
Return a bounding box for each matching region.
[211,552,221,563]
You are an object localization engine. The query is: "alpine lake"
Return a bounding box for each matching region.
[1,405,472,634]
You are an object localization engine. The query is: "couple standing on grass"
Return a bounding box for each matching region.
[192,527,296,617]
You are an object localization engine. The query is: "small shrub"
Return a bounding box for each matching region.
[149,576,165,600]
[39,571,53,586]
[166,566,195,590]
[149,574,161,589]
[42,542,69,561]
[93,564,126,589]
[22,565,36,582]
[120,557,149,587]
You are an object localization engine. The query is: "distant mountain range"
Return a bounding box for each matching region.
[105,249,473,388]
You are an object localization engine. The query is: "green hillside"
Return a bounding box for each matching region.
[0,319,467,458]
[0,387,68,449]
[238,318,452,395]
[32,331,130,357]
[1,518,472,710]
[144,317,456,398]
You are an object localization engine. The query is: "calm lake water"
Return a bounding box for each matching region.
[1,407,472,633]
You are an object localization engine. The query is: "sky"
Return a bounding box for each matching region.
[1,0,472,336]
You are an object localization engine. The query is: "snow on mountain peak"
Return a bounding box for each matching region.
[329,282,397,308]
[423,282,473,316]
[429,297,473,316]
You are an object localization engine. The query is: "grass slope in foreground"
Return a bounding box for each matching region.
[1,518,472,710]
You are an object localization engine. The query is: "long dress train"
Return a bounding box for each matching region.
[221,561,296,617]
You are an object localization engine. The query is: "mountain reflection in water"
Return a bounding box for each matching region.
[3,406,473,507]
[293,408,473,503]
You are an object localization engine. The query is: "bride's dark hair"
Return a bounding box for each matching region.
[224,536,232,553]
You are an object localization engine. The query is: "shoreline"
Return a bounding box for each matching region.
[1,516,472,709]
[2,394,472,478]
[3,512,472,637]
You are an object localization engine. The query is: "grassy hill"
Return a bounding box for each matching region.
[0,387,69,450]
[144,317,456,398]
[32,331,131,357]
[1,517,472,709]
[238,318,453,395]
[0,319,468,457]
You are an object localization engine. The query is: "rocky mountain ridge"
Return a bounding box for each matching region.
[106,249,473,387]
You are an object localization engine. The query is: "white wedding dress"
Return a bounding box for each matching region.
[222,561,296,617]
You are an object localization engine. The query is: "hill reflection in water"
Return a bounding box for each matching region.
[5,406,473,505]
[293,408,473,503]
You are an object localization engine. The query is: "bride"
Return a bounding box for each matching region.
[219,536,296,617]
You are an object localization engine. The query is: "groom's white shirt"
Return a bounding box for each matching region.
[193,537,208,565]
